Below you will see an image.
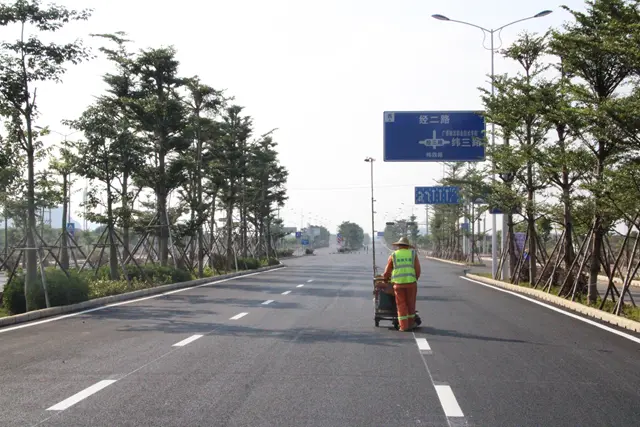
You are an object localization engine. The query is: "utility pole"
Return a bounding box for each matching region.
[365,157,376,275]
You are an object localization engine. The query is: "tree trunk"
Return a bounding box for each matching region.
[121,171,130,261]
[588,147,605,303]
[61,173,69,270]
[226,196,234,270]
[25,138,38,311]
[562,185,575,279]
[107,182,119,280]
[527,160,537,284]
[508,213,517,275]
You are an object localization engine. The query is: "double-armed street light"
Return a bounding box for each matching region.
[431,10,553,279]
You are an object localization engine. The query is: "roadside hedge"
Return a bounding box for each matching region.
[3,268,90,315]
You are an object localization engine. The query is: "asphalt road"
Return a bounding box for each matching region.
[1,249,639,426]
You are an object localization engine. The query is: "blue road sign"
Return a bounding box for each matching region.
[295,231,302,238]
[301,239,309,245]
[66,222,75,236]
[461,222,469,231]
[489,207,503,214]
[415,186,460,205]
[383,111,485,162]
[337,233,342,239]
[377,232,384,237]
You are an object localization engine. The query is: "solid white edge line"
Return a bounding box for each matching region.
[230,312,248,320]
[296,284,304,288]
[282,290,291,295]
[0,267,286,334]
[47,380,117,411]
[262,300,274,305]
[172,334,204,347]
[415,337,431,351]
[434,385,464,418]
[461,276,640,345]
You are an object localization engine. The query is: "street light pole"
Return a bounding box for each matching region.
[365,157,376,275]
[431,10,552,279]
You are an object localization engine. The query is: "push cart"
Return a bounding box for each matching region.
[373,275,421,330]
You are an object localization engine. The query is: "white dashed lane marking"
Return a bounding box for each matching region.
[434,385,464,418]
[262,300,274,305]
[230,312,248,320]
[47,380,117,411]
[172,334,203,347]
[282,291,291,295]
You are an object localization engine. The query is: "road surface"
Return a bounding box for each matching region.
[1,251,639,426]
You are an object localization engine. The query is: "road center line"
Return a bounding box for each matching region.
[47,380,117,411]
[262,300,274,305]
[230,312,248,320]
[415,337,431,352]
[296,284,304,288]
[434,385,464,418]
[282,290,291,295]
[461,276,640,345]
[172,334,203,347]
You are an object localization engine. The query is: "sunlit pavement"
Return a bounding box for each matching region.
[1,250,639,426]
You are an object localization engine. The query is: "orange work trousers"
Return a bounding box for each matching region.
[393,282,417,331]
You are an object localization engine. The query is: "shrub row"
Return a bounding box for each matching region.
[1,257,277,316]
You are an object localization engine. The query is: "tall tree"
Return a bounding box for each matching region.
[123,47,190,266]
[217,105,252,268]
[181,77,224,276]
[92,32,143,260]
[0,0,92,306]
[483,32,553,284]
[69,100,134,280]
[338,221,365,250]
[550,0,635,302]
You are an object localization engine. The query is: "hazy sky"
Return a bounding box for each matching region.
[25,0,585,234]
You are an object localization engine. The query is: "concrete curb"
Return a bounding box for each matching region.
[426,255,639,288]
[597,275,640,289]
[424,255,467,266]
[0,264,285,328]
[465,273,640,334]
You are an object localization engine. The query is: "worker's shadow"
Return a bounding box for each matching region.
[411,326,531,344]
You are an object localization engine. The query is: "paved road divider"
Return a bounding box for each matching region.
[463,272,640,335]
[0,264,285,329]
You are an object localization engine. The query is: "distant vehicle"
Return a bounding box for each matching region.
[418,130,449,149]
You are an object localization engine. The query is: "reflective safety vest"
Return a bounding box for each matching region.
[391,248,417,284]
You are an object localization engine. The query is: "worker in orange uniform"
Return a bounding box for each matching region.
[383,236,421,331]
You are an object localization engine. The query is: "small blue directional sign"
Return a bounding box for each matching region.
[66,222,75,236]
[415,186,460,205]
[337,233,342,239]
[301,239,309,245]
[383,111,485,162]
[461,222,469,231]
[295,231,302,238]
[377,231,384,237]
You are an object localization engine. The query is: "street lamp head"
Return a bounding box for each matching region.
[534,10,553,18]
[432,14,450,21]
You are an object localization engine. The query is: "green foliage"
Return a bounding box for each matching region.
[338,221,365,249]
[276,249,294,258]
[237,257,261,270]
[3,269,89,315]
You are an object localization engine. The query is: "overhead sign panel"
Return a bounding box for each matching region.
[414,186,460,205]
[383,111,486,162]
